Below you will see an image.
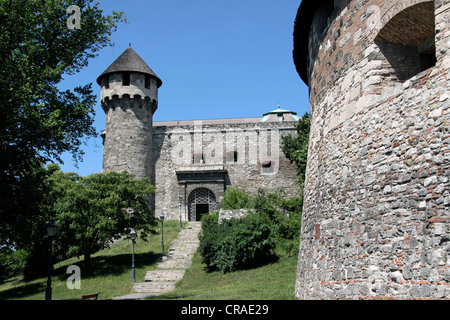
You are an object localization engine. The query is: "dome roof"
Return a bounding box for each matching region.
[96,46,162,87]
[261,106,299,122]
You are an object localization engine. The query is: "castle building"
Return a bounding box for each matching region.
[293,0,450,299]
[97,46,301,222]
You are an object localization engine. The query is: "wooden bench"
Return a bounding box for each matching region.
[81,293,100,300]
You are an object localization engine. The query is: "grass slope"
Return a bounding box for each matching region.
[0,222,299,300]
[149,238,300,300]
[0,221,183,300]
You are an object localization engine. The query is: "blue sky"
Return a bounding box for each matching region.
[58,0,309,176]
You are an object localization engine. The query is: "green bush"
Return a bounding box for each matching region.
[222,187,303,240]
[269,195,303,240]
[199,212,276,273]
[222,187,251,210]
[201,188,302,274]
[272,212,302,240]
[0,248,28,283]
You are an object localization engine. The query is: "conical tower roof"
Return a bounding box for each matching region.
[96,46,162,87]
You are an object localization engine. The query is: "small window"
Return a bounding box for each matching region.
[374,2,435,80]
[145,75,151,89]
[226,151,238,163]
[261,160,274,174]
[104,75,109,89]
[123,72,130,86]
[193,153,205,164]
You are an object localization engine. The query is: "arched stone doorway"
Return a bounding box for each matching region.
[187,188,217,221]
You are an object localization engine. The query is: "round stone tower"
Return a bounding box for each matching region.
[293,0,450,299]
[97,46,162,179]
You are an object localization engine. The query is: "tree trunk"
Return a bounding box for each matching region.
[84,252,92,274]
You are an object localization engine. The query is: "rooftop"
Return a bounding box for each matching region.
[293,0,318,85]
[154,106,299,127]
[96,46,162,87]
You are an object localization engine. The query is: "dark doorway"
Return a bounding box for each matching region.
[195,204,209,221]
[188,188,216,222]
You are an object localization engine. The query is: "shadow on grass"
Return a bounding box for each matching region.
[201,254,280,274]
[0,282,46,300]
[53,251,162,279]
[0,251,161,300]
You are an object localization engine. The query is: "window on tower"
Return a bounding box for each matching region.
[104,75,110,89]
[123,72,130,86]
[145,75,151,89]
[374,2,436,81]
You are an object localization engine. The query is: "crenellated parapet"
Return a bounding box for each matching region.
[97,46,162,180]
[101,94,157,114]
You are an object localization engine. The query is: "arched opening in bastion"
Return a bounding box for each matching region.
[374,1,436,81]
[187,188,217,221]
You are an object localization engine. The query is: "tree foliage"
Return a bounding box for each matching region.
[281,113,311,185]
[47,167,156,271]
[222,187,251,210]
[0,0,125,247]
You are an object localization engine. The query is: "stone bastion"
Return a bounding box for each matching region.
[293,0,450,299]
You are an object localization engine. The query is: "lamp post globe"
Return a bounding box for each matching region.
[130,228,137,241]
[46,219,57,237]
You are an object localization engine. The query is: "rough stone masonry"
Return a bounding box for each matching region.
[97,47,301,223]
[293,0,450,299]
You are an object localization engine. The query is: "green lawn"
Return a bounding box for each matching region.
[0,221,184,300]
[149,237,300,300]
[0,221,300,300]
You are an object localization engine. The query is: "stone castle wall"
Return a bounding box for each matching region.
[151,120,301,220]
[102,95,155,180]
[295,0,450,299]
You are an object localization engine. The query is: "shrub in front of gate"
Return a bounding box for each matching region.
[199,211,276,273]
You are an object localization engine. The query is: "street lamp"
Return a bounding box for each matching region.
[179,195,183,228]
[45,219,57,300]
[130,229,137,282]
[160,213,165,255]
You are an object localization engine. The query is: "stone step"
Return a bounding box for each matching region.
[169,239,199,244]
[167,246,198,254]
[168,244,199,251]
[128,222,202,298]
[133,281,176,294]
[144,269,185,282]
[174,241,199,246]
[161,255,194,263]
[176,235,200,240]
[157,259,194,269]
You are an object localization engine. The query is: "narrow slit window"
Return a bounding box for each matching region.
[123,72,130,86]
[104,75,110,89]
[193,153,205,164]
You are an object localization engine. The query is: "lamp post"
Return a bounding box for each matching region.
[130,229,137,282]
[45,219,57,301]
[160,213,164,255]
[179,195,183,228]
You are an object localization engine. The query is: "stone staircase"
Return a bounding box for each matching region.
[131,221,202,296]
